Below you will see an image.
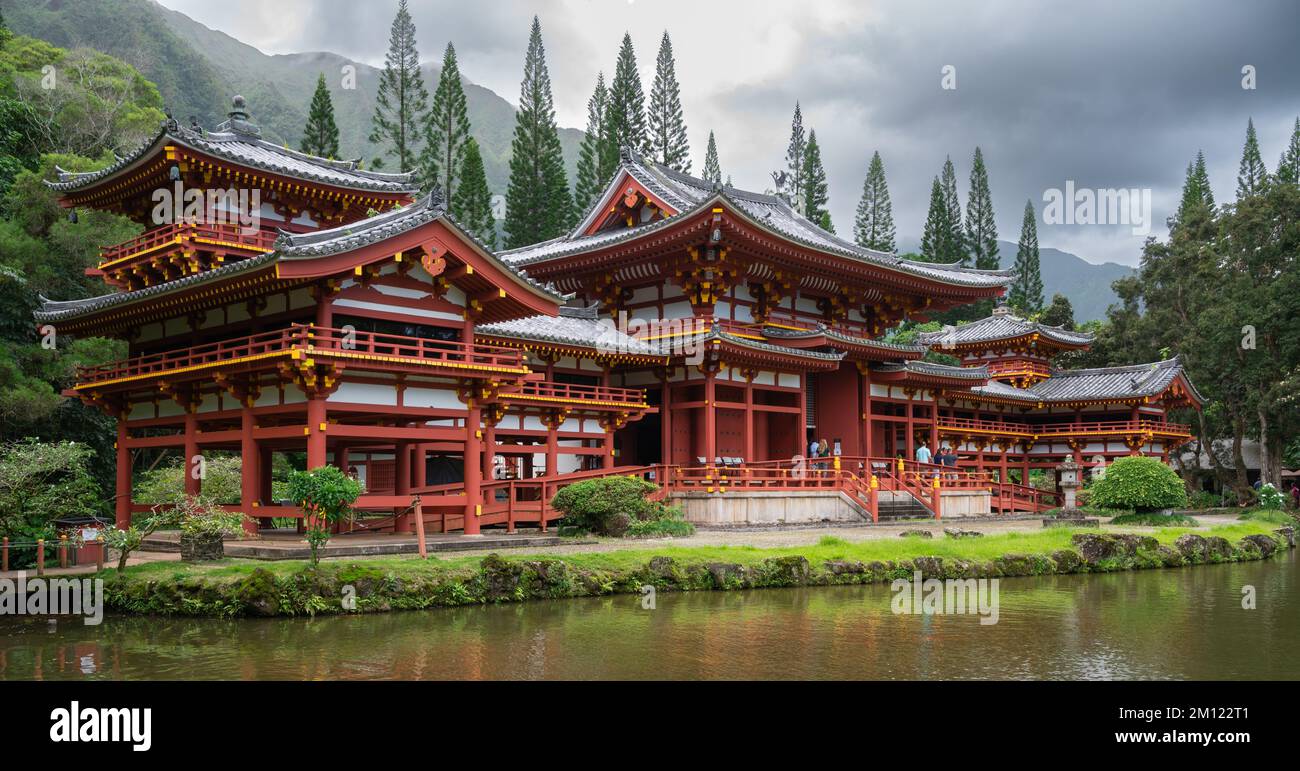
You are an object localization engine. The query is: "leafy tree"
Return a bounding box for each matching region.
[1091,456,1187,512]
[300,73,340,158]
[419,42,471,202]
[1008,200,1044,312]
[1,34,165,158]
[646,31,689,172]
[503,16,573,248]
[1276,117,1300,186]
[601,32,646,178]
[369,0,428,173]
[964,147,998,270]
[801,129,831,230]
[784,102,806,207]
[134,454,242,505]
[853,150,895,252]
[0,440,105,566]
[454,137,496,248]
[573,72,608,215]
[1039,293,1075,330]
[939,155,965,264]
[702,130,722,184]
[1236,117,1269,199]
[286,465,362,565]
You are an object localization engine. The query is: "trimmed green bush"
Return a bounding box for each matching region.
[1109,512,1199,527]
[1090,456,1187,512]
[551,475,673,536]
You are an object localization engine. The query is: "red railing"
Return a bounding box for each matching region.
[506,380,648,407]
[985,359,1052,379]
[936,416,1191,436]
[75,324,527,387]
[98,222,277,268]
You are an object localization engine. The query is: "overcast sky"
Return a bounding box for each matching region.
[156,0,1300,266]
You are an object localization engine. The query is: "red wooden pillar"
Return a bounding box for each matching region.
[183,410,200,497]
[743,376,754,463]
[704,369,717,464]
[862,369,874,458]
[306,398,327,468]
[603,428,616,469]
[905,392,915,461]
[258,445,274,501]
[797,372,808,456]
[929,393,939,455]
[393,440,412,533]
[545,416,559,476]
[115,418,131,528]
[482,422,496,480]
[315,284,333,328]
[464,406,482,535]
[414,443,426,487]
[660,376,673,466]
[239,405,259,536]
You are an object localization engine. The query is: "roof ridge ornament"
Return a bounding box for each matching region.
[217,94,261,138]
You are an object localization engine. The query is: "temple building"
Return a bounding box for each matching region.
[36,99,1202,532]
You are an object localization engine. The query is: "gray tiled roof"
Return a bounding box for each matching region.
[1030,357,1200,403]
[916,311,1095,348]
[873,361,991,380]
[673,325,847,362]
[35,196,565,323]
[49,117,418,195]
[958,357,1201,404]
[761,324,928,354]
[501,149,1011,290]
[476,305,663,357]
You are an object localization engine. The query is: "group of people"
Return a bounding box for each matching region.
[914,441,959,469]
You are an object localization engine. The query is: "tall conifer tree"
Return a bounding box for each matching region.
[455,138,496,249]
[1008,200,1044,313]
[964,147,999,270]
[939,155,966,264]
[702,131,722,184]
[1175,150,1215,226]
[1275,117,1300,186]
[301,73,340,158]
[1236,117,1269,198]
[369,0,427,172]
[503,17,573,248]
[801,130,831,230]
[601,33,647,176]
[419,42,472,202]
[920,177,948,262]
[647,31,690,171]
[784,102,806,207]
[853,151,895,252]
[573,72,609,215]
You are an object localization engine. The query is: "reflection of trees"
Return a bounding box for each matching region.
[1,554,1296,680]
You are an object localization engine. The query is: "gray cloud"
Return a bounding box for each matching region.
[159,0,1300,266]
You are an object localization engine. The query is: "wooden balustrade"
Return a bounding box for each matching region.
[98,221,277,269]
[75,324,527,387]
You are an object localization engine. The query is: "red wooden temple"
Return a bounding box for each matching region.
[38,98,1202,532]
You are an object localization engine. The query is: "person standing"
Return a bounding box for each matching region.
[915,441,932,465]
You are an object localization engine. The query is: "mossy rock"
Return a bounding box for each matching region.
[1205,536,1235,561]
[480,554,525,601]
[233,568,280,616]
[1237,535,1277,559]
[823,559,866,575]
[911,556,945,579]
[703,562,747,589]
[1155,545,1185,567]
[992,553,1037,576]
[522,559,572,596]
[1050,549,1082,572]
[1174,533,1210,562]
[756,555,811,586]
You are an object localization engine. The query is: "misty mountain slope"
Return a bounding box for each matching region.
[898,237,1134,322]
[8,0,583,193]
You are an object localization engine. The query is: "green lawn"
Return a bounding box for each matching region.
[110,519,1285,584]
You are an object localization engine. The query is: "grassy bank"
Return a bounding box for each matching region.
[95,519,1295,618]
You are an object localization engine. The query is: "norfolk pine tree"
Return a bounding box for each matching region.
[301,73,340,158]
[369,0,428,172]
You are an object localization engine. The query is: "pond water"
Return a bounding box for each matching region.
[1,551,1296,680]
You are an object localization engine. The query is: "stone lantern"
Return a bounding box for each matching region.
[1043,457,1097,528]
